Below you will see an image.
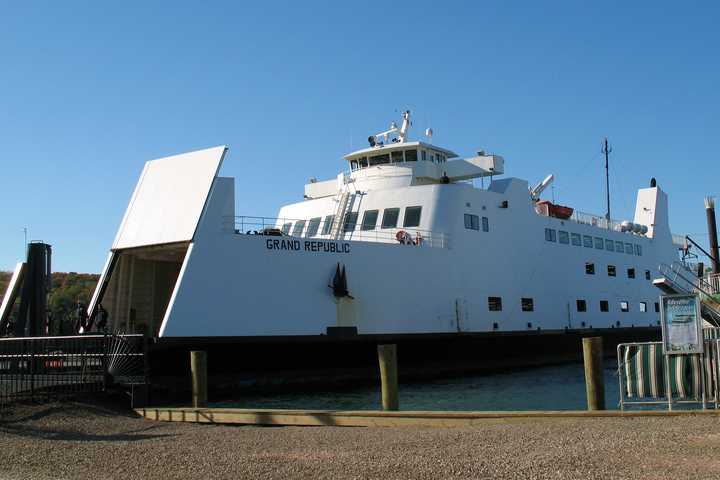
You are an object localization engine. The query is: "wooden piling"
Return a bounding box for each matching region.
[191,350,207,408]
[377,344,399,411]
[582,337,605,410]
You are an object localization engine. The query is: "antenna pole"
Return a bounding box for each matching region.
[602,138,612,227]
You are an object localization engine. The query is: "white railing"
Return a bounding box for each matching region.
[706,273,720,295]
[225,216,450,249]
[566,210,622,230]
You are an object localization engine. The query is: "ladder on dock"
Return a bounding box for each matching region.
[654,262,720,326]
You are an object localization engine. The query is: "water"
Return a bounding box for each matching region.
[214,362,622,411]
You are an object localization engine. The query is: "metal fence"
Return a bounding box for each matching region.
[0,334,147,410]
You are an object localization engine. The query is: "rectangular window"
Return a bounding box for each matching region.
[306,217,321,237]
[381,208,400,229]
[577,299,587,312]
[583,235,593,248]
[607,265,616,277]
[421,150,427,161]
[358,157,368,168]
[343,212,358,232]
[625,243,634,254]
[627,268,635,279]
[645,269,651,280]
[321,215,334,235]
[545,228,557,242]
[600,300,609,312]
[655,302,660,313]
[488,296,502,311]
[559,231,569,244]
[521,298,534,312]
[403,206,422,228]
[405,149,417,162]
[292,220,306,237]
[350,160,358,170]
[361,210,379,231]
[594,237,604,249]
[391,151,404,163]
[368,154,390,166]
[571,233,582,246]
[281,222,292,235]
[615,240,624,252]
[635,244,642,256]
[464,214,479,230]
[640,302,647,312]
[585,262,595,275]
[605,239,614,251]
[620,301,629,312]
[482,216,489,232]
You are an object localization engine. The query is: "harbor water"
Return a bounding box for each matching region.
[214,361,622,411]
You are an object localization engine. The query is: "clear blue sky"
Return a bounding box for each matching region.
[1,1,719,273]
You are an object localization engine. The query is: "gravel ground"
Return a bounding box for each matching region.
[2,398,720,479]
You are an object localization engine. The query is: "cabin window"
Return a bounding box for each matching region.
[571,233,581,246]
[558,231,569,244]
[403,206,422,228]
[545,228,556,242]
[488,296,502,311]
[292,220,306,237]
[594,237,604,249]
[600,300,609,312]
[521,298,534,312]
[627,268,635,279]
[645,269,651,280]
[635,244,642,256]
[405,149,417,162]
[640,302,647,313]
[391,151,404,163]
[625,242,633,254]
[583,235,593,248]
[281,222,292,235]
[350,160,358,170]
[615,240,624,252]
[321,215,334,235]
[654,302,660,313]
[607,265,616,277]
[306,217,322,237]
[343,212,358,232]
[369,154,390,166]
[605,239,614,251]
[361,210,379,230]
[381,208,400,228]
[430,153,435,163]
[482,217,489,232]
[358,157,368,168]
[585,262,595,275]
[620,301,629,312]
[464,214,480,231]
[421,150,427,161]
[576,299,587,312]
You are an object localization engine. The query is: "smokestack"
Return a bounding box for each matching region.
[705,197,720,274]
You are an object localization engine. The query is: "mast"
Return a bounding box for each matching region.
[602,138,612,226]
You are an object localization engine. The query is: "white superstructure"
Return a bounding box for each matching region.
[89,113,683,338]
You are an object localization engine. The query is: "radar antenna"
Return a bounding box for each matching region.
[368,111,411,147]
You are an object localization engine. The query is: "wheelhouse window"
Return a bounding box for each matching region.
[343,212,358,232]
[291,220,306,237]
[577,299,587,312]
[521,298,534,312]
[358,157,368,168]
[615,240,624,252]
[607,265,616,277]
[464,214,480,231]
[391,151,404,163]
[403,206,422,228]
[594,237,604,249]
[620,301,629,312]
[585,262,595,275]
[600,300,609,312]
[369,154,390,166]
[571,233,582,246]
[583,235,593,248]
[482,217,489,232]
[545,228,557,242]
[625,243,633,254]
[361,210,379,231]
[627,268,635,279]
[350,160,358,170]
[281,222,292,235]
[405,149,417,162]
[559,231,569,244]
[321,215,334,235]
[381,208,400,229]
[306,217,322,237]
[421,150,427,161]
[488,296,502,311]
[635,244,642,256]
[605,239,614,251]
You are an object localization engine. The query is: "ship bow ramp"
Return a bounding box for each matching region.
[87,146,229,337]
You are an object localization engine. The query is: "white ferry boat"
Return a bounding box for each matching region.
[86,112,685,374]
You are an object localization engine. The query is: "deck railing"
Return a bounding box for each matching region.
[226,216,450,249]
